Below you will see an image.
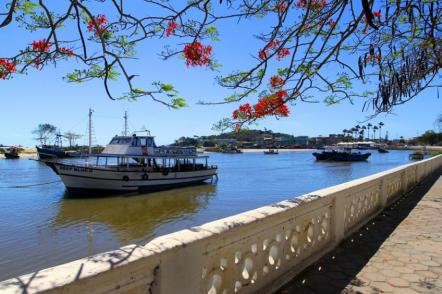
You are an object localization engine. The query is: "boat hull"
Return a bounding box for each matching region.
[36,146,78,159]
[4,152,19,159]
[50,162,217,193]
[313,151,371,162]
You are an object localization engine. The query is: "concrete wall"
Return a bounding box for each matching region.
[1,155,441,294]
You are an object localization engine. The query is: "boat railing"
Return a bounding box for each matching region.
[52,153,215,172]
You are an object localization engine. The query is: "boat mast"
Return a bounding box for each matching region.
[124,111,128,136]
[88,108,94,154]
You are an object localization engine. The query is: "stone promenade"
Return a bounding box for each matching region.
[277,171,442,294]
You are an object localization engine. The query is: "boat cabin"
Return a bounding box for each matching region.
[102,135,196,157]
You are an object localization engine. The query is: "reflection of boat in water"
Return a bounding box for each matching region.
[45,133,218,194]
[54,184,216,243]
[313,148,371,162]
[264,149,279,155]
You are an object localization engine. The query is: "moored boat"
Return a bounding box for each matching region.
[409,152,424,160]
[45,134,218,193]
[221,146,242,153]
[378,148,389,153]
[264,149,279,155]
[3,147,20,159]
[36,134,82,160]
[313,148,371,162]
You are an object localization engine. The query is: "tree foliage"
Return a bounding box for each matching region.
[409,130,442,146]
[31,123,56,145]
[1,0,441,127]
[63,131,82,147]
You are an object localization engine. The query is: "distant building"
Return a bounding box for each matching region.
[293,136,308,146]
[213,138,237,146]
[310,134,345,147]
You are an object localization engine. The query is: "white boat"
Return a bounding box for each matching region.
[46,134,218,193]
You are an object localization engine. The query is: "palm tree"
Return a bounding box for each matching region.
[350,128,357,141]
[361,126,367,141]
[378,122,384,142]
[373,126,379,142]
[343,129,349,141]
[353,126,360,140]
[359,130,364,141]
[367,123,372,140]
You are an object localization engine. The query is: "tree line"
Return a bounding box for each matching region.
[32,123,82,147]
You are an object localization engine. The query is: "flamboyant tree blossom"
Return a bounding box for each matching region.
[0,0,440,128]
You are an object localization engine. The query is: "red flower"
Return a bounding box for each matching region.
[270,75,285,88]
[0,59,16,79]
[277,48,290,61]
[235,123,242,133]
[183,41,213,67]
[60,47,74,57]
[373,11,381,18]
[254,90,289,118]
[276,2,289,12]
[165,21,178,37]
[259,50,267,60]
[87,14,108,36]
[259,40,281,60]
[233,103,253,120]
[232,91,290,120]
[268,40,280,49]
[365,54,381,62]
[327,19,336,27]
[32,39,51,53]
[296,0,327,10]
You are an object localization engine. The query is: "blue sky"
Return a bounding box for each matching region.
[1,1,440,146]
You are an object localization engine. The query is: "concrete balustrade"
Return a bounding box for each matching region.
[1,155,441,294]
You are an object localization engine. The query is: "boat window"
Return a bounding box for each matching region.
[137,138,147,146]
[110,138,132,144]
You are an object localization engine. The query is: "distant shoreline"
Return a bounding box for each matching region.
[239,148,313,153]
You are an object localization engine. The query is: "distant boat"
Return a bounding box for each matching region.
[313,148,371,162]
[36,134,83,160]
[3,147,20,159]
[409,152,424,160]
[378,148,389,153]
[221,146,242,153]
[264,149,279,155]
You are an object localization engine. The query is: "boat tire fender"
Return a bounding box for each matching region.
[142,173,149,180]
[162,169,169,176]
[122,175,130,182]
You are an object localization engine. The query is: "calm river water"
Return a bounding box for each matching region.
[0,150,414,280]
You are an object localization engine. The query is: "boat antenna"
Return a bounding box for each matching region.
[135,126,150,136]
[88,108,94,154]
[123,111,128,136]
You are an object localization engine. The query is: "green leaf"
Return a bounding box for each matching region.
[171,97,188,109]
[160,83,175,92]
